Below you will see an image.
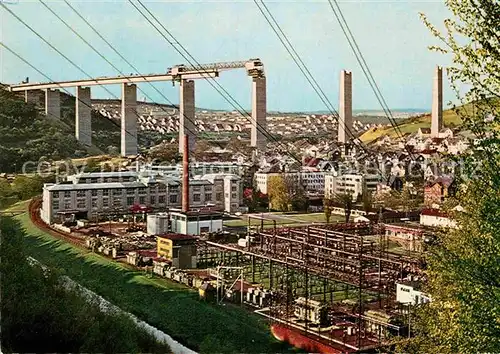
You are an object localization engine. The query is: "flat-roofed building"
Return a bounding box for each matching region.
[40,170,242,224]
[157,233,197,269]
[324,173,381,201]
[168,210,223,235]
[396,281,430,305]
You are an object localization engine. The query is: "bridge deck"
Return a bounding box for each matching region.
[9,71,218,91]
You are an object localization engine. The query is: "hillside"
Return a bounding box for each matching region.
[60,94,169,152]
[360,106,464,143]
[0,90,86,173]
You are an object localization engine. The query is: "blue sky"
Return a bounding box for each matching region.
[1,1,454,112]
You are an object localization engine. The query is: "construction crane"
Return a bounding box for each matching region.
[8,58,268,154]
[169,58,265,79]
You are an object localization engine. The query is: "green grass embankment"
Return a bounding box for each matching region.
[15,210,294,353]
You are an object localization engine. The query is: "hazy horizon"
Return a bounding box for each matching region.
[1,1,455,111]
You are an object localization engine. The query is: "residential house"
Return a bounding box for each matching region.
[424,177,456,205]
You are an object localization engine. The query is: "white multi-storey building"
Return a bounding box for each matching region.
[396,281,431,305]
[41,171,242,224]
[324,173,381,201]
[254,171,325,195]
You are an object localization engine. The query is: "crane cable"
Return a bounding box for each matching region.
[254,0,388,180]
[327,0,416,160]
[129,0,303,164]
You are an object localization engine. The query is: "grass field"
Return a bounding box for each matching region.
[360,106,463,143]
[12,208,295,353]
[224,213,347,228]
[1,199,30,213]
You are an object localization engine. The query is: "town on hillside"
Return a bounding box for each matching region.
[1,1,498,353]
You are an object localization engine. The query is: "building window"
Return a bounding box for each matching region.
[102,190,109,196]
[216,193,222,201]
[231,193,237,199]
[52,200,59,209]
[205,193,212,201]
[102,198,109,207]
[64,191,71,198]
[64,202,72,209]
[77,200,86,209]
[77,190,86,198]
[138,188,147,195]
[92,199,98,209]
[113,189,122,196]
[159,195,165,204]
[158,185,166,193]
[231,186,237,192]
[127,197,135,206]
[91,190,98,197]
[193,194,201,202]
[127,188,135,195]
[139,196,146,204]
[150,196,156,205]
[169,194,178,204]
[205,186,212,192]
[52,192,59,199]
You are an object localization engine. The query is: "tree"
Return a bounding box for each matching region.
[399,2,500,352]
[333,192,353,223]
[268,175,290,211]
[85,158,101,173]
[378,183,422,212]
[193,140,212,161]
[291,186,309,212]
[361,190,373,213]
[149,141,179,163]
[226,136,252,156]
[243,187,262,212]
[323,198,333,224]
[0,178,15,209]
[11,175,44,200]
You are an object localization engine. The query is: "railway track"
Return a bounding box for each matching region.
[28,197,88,250]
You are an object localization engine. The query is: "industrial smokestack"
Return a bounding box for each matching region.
[182,135,189,213]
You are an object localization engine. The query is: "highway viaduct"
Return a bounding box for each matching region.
[8,59,267,157]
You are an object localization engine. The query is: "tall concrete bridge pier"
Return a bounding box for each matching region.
[338,70,353,144]
[431,66,443,137]
[8,59,267,157]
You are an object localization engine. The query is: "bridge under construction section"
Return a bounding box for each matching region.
[8,59,267,156]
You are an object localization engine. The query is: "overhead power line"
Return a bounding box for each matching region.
[0,41,102,145]
[0,2,152,149]
[57,0,202,142]
[326,0,416,160]
[254,1,368,149]
[128,0,303,164]
[253,0,388,180]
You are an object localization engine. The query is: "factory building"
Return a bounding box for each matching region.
[147,210,223,236]
[40,170,242,224]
